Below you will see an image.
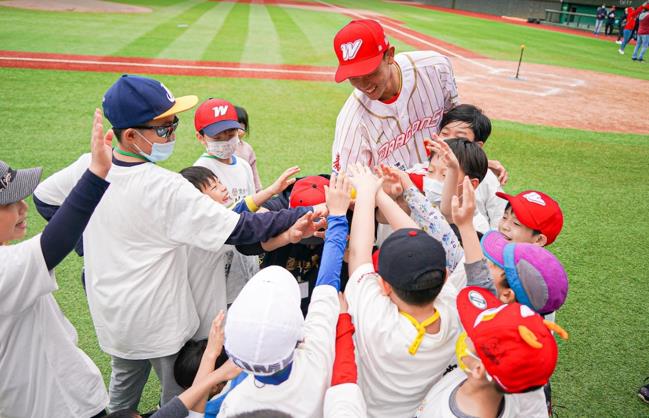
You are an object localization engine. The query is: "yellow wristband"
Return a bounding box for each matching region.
[244,195,259,212]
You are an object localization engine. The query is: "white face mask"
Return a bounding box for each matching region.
[423,177,444,206]
[206,135,238,159]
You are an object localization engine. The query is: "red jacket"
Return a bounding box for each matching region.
[624,7,637,30]
[639,7,649,35]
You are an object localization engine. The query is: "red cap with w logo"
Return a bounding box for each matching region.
[334,19,389,83]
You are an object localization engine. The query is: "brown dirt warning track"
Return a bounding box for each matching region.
[0,0,647,134]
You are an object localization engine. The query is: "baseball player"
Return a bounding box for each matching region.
[332,19,459,173]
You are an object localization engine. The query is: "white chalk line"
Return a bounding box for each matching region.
[316,0,585,96]
[0,56,334,76]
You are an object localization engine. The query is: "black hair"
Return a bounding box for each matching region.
[232,411,293,418]
[235,106,249,132]
[441,104,492,143]
[391,270,446,306]
[104,410,140,418]
[445,138,488,183]
[503,203,542,237]
[173,339,229,389]
[112,128,124,143]
[179,166,219,192]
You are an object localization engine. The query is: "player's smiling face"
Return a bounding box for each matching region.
[348,49,395,101]
[0,199,29,243]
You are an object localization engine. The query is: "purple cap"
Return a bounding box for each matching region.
[481,230,568,314]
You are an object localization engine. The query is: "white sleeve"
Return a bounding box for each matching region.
[0,235,57,316]
[512,388,548,418]
[344,263,394,334]
[33,153,91,205]
[324,383,367,418]
[302,285,340,375]
[186,411,204,418]
[475,170,506,230]
[332,103,373,172]
[163,175,241,252]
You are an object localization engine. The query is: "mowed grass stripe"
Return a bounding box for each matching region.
[115,0,215,58]
[159,1,235,60]
[241,5,282,64]
[266,5,315,65]
[201,3,250,63]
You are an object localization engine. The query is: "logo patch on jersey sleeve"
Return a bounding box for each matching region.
[341,39,363,61]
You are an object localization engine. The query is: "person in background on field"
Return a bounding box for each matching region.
[234,105,262,192]
[595,4,607,35]
[632,3,649,62]
[605,6,617,36]
[619,6,638,54]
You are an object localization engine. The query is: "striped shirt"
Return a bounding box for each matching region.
[332,51,459,172]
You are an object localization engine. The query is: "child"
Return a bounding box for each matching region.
[345,164,461,417]
[414,286,568,417]
[194,98,260,206]
[217,173,352,417]
[234,105,262,192]
[179,166,322,339]
[193,98,304,311]
[496,190,564,246]
[436,104,507,228]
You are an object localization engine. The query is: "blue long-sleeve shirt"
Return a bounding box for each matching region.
[314,215,349,291]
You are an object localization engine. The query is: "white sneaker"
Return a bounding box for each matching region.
[615,40,622,44]
[618,49,624,55]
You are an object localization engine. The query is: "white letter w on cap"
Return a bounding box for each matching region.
[341,39,363,61]
[212,105,229,117]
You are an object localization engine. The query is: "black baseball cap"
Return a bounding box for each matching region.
[378,228,447,291]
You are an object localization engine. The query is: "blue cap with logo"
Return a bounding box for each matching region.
[102,74,198,128]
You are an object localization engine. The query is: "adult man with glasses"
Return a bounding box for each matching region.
[33,74,322,413]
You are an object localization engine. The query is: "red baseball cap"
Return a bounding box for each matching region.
[457,287,565,393]
[289,176,329,208]
[496,190,563,245]
[333,19,390,83]
[194,98,241,137]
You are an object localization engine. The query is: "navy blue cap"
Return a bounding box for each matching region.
[102,74,198,129]
[378,228,447,291]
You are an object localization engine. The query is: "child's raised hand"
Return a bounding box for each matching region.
[451,176,476,228]
[270,166,300,195]
[325,172,352,216]
[206,310,225,357]
[374,165,404,198]
[287,212,327,243]
[347,163,383,197]
[425,137,460,172]
[89,108,114,180]
[210,359,242,383]
[488,159,509,185]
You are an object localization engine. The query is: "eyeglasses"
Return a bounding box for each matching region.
[133,117,179,139]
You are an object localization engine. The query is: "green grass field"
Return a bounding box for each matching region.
[1,0,649,416]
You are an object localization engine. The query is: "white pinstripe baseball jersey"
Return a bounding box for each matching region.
[332,51,459,172]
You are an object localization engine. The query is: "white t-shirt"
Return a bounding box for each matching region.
[217,285,339,418]
[194,155,255,204]
[34,154,240,359]
[0,235,108,418]
[345,263,461,417]
[332,51,459,172]
[414,368,547,418]
[194,154,259,305]
[324,383,367,418]
[187,244,259,340]
[475,170,506,231]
